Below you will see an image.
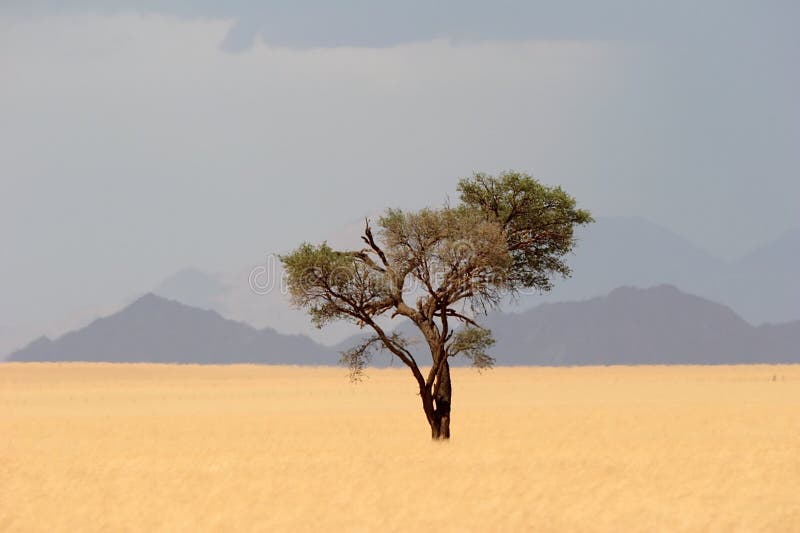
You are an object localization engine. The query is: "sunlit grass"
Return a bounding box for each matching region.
[1,363,799,532]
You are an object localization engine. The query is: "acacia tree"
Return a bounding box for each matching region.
[281,171,592,439]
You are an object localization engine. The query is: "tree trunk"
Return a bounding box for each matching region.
[430,360,452,440]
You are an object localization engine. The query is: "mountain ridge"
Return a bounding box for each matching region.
[7,293,338,365]
[8,286,800,366]
[149,218,800,345]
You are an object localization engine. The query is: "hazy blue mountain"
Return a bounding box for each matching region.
[517,218,799,326]
[153,264,362,346]
[718,229,800,325]
[758,321,800,359]
[525,216,724,301]
[487,285,798,365]
[7,294,338,365]
[515,216,723,309]
[154,267,231,311]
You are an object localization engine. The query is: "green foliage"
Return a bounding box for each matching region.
[280,242,391,328]
[448,327,496,370]
[339,333,410,382]
[458,171,593,292]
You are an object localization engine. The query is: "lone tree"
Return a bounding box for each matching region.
[281,171,592,439]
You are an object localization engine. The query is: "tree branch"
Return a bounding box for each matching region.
[434,308,484,329]
[362,219,390,268]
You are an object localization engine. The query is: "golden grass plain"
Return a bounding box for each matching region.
[1,363,799,532]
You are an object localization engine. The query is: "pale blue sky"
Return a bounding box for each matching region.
[1,1,798,330]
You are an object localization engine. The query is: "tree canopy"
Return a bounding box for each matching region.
[281,171,592,438]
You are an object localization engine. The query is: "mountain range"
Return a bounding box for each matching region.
[3,216,797,359]
[8,285,799,366]
[152,217,800,345]
[7,294,337,365]
[486,285,800,365]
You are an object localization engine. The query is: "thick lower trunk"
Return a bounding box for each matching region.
[429,360,452,440]
[430,406,450,439]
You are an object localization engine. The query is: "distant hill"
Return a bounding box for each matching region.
[717,229,800,325]
[7,294,338,365]
[151,219,800,344]
[154,268,231,312]
[487,285,799,365]
[336,285,800,366]
[519,218,799,326]
[517,216,722,305]
[153,265,361,346]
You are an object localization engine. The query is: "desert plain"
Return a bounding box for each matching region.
[1,363,799,532]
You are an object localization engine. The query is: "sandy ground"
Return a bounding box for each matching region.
[1,363,799,532]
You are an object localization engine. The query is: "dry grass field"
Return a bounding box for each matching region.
[1,363,799,532]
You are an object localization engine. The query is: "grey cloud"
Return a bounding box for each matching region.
[3,0,795,49]
[0,4,798,351]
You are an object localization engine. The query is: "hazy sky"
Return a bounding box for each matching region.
[1,1,798,329]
